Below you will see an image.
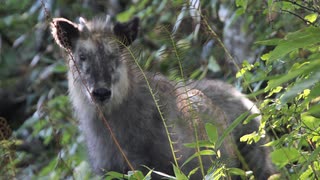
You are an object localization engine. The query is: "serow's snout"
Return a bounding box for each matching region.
[92,88,111,102]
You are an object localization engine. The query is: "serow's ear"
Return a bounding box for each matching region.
[51,18,79,50]
[113,17,139,46]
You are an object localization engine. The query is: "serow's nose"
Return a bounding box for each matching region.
[92,88,111,102]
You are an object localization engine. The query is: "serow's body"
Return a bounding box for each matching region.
[51,16,276,179]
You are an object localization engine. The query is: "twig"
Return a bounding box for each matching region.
[281,9,317,26]
[282,0,319,13]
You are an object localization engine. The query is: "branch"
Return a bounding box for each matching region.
[281,9,317,26]
[282,0,319,13]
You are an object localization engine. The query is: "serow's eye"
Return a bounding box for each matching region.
[110,66,115,72]
[79,54,87,61]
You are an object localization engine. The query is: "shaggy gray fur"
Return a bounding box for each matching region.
[51,16,276,179]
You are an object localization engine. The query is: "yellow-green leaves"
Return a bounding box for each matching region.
[240,131,261,144]
[304,13,318,24]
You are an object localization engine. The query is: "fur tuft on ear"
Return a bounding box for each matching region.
[113,17,139,46]
[51,18,79,50]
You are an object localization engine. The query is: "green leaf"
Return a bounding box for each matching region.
[307,103,320,117]
[61,131,71,145]
[261,53,270,61]
[243,113,260,124]
[236,68,246,78]
[247,88,265,98]
[205,123,218,144]
[236,0,248,10]
[173,164,188,180]
[115,0,149,22]
[216,111,249,149]
[190,68,202,79]
[266,60,320,91]
[299,148,320,178]
[187,167,200,179]
[53,64,68,73]
[128,171,145,180]
[172,0,184,7]
[267,27,320,62]
[255,38,281,46]
[210,166,226,179]
[266,86,283,98]
[308,82,320,100]
[299,167,313,180]
[281,71,320,103]
[271,148,300,168]
[38,158,58,176]
[116,6,136,22]
[228,168,246,176]
[304,13,318,23]
[301,113,320,130]
[235,8,245,16]
[240,131,260,144]
[183,140,214,149]
[181,150,215,168]
[105,171,125,179]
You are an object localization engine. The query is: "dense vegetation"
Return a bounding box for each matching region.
[1,0,319,179]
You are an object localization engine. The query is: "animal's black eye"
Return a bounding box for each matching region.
[110,66,115,72]
[79,54,87,61]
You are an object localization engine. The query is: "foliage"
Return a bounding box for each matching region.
[1,0,320,179]
[238,1,320,179]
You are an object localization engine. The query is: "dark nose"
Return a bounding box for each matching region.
[92,88,111,102]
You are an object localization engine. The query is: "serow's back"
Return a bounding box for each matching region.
[50,15,276,180]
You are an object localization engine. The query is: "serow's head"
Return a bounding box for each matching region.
[51,16,138,106]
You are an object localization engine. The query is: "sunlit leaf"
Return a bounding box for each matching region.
[304,13,318,23]
[187,167,200,179]
[261,53,270,61]
[240,131,260,144]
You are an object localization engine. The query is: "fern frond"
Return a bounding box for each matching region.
[117,39,180,169]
